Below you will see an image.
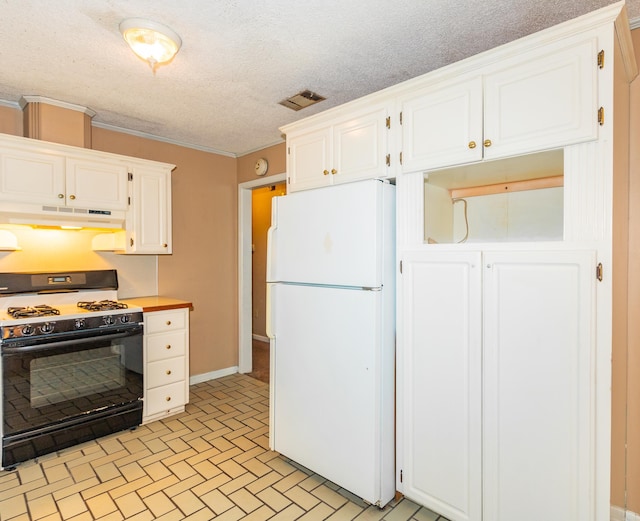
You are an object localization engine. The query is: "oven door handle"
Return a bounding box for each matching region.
[1,328,141,354]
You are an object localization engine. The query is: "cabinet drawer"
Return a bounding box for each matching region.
[145,310,186,333]
[147,357,185,389]
[147,331,186,361]
[145,381,187,417]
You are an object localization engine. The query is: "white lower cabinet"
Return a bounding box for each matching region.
[398,249,595,521]
[143,308,190,423]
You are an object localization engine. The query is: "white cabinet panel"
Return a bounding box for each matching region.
[399,251,482,521]
[286,127,331,191]
[484,38,598,160]
[398,250,595,521]
[284,103,392,192]
[482,250,595,521]
[125,166,172,254]
[399,37,597,173]
[0,148,65,205]
[65,158,128,210]
[400,78,483,172]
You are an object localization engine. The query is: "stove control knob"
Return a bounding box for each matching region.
[21,325,34,336]
[75,319,86,329]
[120,314,131,324]
[40,323,55,334]
[103,316,115,326]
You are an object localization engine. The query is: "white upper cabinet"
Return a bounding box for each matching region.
[65,157,129,210]
[283,102,392,192]
[125,166,172,254]
[399,77,484,172]
[483,36,598,160]
[0,145,128,211]
[399,36,598,173]
[0,147,66,205]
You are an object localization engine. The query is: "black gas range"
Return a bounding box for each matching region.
[0,270,144,469]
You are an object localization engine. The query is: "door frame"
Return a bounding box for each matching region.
[238,173,286,373]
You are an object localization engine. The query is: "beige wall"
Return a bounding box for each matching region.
[251,183,286,338]
[91,127,239,376]
[237,143,287,184]
[625,28,640,515]
[0,105,22,136]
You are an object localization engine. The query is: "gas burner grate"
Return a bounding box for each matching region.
[77,300,128,312]
[7,305,61,318]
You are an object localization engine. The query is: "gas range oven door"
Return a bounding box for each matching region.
[1,324,143,468]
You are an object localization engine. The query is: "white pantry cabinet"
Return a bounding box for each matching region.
[395,3,637,521]
[124,166,172,254]
[399,36,598,173]
[0,142,128,210]
[399,250,595,521]
[282,101,393,192]
[143,308,190,423]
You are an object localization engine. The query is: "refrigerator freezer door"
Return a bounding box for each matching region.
[267,180,394,288]
[270,283,395,506]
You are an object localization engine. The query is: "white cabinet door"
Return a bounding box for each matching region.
[484,37,598,160]
[333,104,390,184]
[285,103,392,193]
[126,166,172,254]
[0,147,65,205]
[399,251,482,521]
[286,126,332,192]
[400,77,483,172]
[399,37,597,173]
[65,157,129,210]
[482,250,595,521]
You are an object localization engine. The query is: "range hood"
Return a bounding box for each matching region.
[0,201,126,229]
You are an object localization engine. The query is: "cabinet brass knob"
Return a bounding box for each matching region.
[468,141,476,149]
[58,193,64,199]
[331,169,337,175]
[166,320,172,326]
[166,344,171,350]
[163,243,168,248]
[484,139,492,147]
[166,396,171,402]
[166,369,172,375]
[323,169,329,176]
[69,194,76,200]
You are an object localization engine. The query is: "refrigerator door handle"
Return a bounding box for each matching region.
[266,282,275,339]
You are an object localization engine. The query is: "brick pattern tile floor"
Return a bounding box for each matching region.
[0,374,449,521]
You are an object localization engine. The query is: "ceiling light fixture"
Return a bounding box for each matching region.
[119,18,182,73]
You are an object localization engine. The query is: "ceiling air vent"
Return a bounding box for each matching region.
[279,90,326,111]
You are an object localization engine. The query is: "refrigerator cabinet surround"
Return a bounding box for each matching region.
[267,179,396,507]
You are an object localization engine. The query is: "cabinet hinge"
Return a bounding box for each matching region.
[399,151,403,165]
[128,172,133,181]
[399,112,403,125]
[287,147,291,155]
[598,107,605,126]
[400,469,403,483]
[386,116,391,129]
[287,176,290,184]
[399,260,403,274]
[386,154,391,167]
[128,196,131,205]
[130,237,134,247]
[597,49,605,69]
[596,262,603,282]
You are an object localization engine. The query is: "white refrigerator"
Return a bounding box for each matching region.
[266,179,395,507]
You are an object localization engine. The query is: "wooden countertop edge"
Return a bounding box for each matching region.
[122,297,193,313]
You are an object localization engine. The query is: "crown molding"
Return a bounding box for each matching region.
[19,95,96,117]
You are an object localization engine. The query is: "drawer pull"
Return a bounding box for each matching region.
[166,396,171,402]
[166,320,172,326]
[166,369,172,375]
[166,344,171,350]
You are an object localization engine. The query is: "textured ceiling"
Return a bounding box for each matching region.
[0,0,639,157]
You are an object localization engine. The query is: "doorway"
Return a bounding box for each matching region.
[238,173,286,375]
